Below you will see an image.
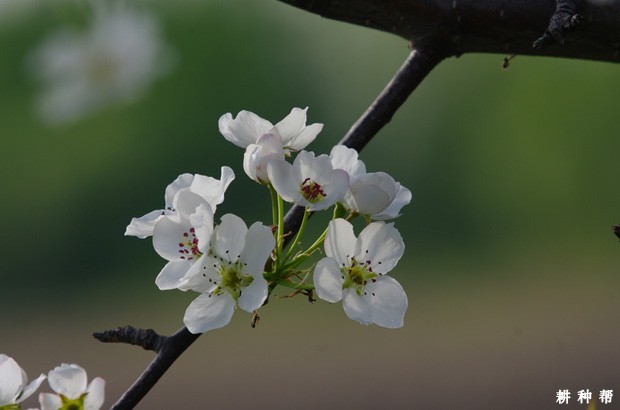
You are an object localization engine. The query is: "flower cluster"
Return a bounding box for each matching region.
[0,355,104,410]
[127,107,411,331]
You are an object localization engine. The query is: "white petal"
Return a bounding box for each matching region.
[272,107,307,144]
[342,289,373,325]
[124,210,165,238]
[243,134,284,184]
[155,260,194,290]
[356,222,404,275]
[267,159,298,204]
[241,222,275,275]
[188,204,214,255]
[0,356,23,405]
[213,214,247,263]
[287,122,322,152]
[39,392,62,410]
[84,377,105,410]
[372,185,412,220]
[18,374,46,403]
[184,293,235,334]
[349,172,397,215]
[218,111,273,148]
[324,219,355,264]
[152,216,194,261]
[365,276,408,328]
[309,168,349,211]
[189,167,235,211]
[329,145,366,178]
[313,257,344,303]
[237,275,268,312]
[48,364,87,399]
[164,173,194,209]
[179,256,220,293]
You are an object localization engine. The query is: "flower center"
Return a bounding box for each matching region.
[213,259,253,302]
[342,256,377,296]
[177,227,203,261]
[299,177,326,203]
[60,393,87,410]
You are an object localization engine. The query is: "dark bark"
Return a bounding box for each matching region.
[277,0,620,64]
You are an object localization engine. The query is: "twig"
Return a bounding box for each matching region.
[613,225,620,241]
[101,43,447,410]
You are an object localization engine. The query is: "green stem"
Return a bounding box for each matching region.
[276,279,314,291]
[269,184,278,229]
[283,208,309,262]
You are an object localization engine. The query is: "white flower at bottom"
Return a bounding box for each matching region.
[39,364,104,410]
[313,219,407,328]
[181,214,275,334]
[0,354,45,408]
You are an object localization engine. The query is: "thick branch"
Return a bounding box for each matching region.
[278,0,620,64]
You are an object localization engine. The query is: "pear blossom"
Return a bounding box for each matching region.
[39,364,104,410]
[243,133,285,184]
[152,190,214,290]
[218,107,323,153]
[125,167,234,238]
[267,151,349,211]
[29,5,174,124]
[180,214,275,334]
[0,354,45,409]
[313,219,408,328]
[330,145,411,220]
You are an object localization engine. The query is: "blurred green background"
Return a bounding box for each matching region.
[2,1,619,408]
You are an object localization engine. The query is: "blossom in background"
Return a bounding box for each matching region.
[0,354,46,409]
[151,190,214,290]
[29,5,174,125]
[181,214,275,333]
[329,145,412,220]
[268,150,349,211]
[125,167,234,238]
[313,219,408,328]
[39,363,104,410]
[219,107,323,153]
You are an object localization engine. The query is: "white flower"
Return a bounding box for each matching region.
[313,219,408,328]
[0,354,45,408]
[152,190,214,290]
[243,133,285,184]
[330,145,411,219]
[125,167,234,239]
[267,151,349,211]
[181,214,275,334]
[39,364,104,410]
[218,107,323,153]
[29,5,174,124]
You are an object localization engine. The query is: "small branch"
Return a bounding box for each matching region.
[613,225,620,241]
[93,326,166,353]
[103,327,200,410]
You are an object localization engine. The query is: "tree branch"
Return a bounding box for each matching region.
[277,0,620,64]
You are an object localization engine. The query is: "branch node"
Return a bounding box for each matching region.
[533,0,583,50]
[93,326,167,353]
